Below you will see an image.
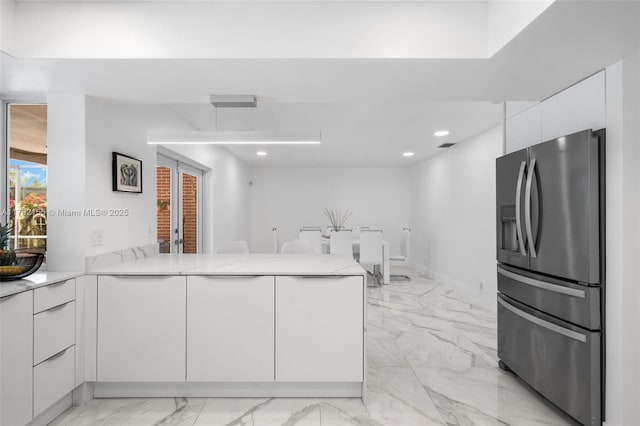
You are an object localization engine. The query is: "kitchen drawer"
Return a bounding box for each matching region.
[498,265,600,330]
[498,294,601,426]
[34,279,75,314]
[34,301,75,365]
[33,345,75,417]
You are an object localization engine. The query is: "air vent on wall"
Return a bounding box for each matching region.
[438,143,456,148]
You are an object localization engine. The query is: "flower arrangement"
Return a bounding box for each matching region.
[324,208,353,232]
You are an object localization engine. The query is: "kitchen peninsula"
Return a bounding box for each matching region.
[90,254,367,399]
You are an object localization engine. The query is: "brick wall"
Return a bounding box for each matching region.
[182,173,198,254]
[156,166,172,252]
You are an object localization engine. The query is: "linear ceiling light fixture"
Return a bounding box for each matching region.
[147,130,322,145]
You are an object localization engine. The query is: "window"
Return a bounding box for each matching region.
[6,104,48,253]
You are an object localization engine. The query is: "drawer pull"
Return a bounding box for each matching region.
[46,301,72,312]
[48,280,68,287]
[296,275,351,279]
[198,275,263,279]
[42,346,71,364]
[498,298,587,343]
[498,267,585,298]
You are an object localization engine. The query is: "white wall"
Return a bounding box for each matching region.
[84,100,250,256]
[47,94,86,271]
[84,100,164,256]
[488,0,554,56]
[248,168,410,254]
[409,125,502,306]
[8,1,487,59]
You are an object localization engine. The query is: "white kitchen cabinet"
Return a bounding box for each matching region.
[33,345,75,417]
[97,275,186,382]
[34,278,75,314]
[275,276,364,382]
[506,103,541,153]
[187,276,275,382]
[0,291,33,426]
[34,301,75,365]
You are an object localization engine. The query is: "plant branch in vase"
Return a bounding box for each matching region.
[324,208,353,232]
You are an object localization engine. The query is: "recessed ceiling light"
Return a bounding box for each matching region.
[434,130,450,137]
[256,151,268,156]
[403,152,414,157]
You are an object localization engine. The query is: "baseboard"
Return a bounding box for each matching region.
[93,382,362,398]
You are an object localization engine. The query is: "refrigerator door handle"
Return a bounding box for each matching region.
[498,297,587,343]
[525,157,537,258]
[497,266,586,298]
[515,161,527,256]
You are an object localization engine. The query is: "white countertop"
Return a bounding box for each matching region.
[90,253,366,276]
[0,271,82,298]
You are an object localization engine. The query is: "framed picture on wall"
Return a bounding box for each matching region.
[112,152,143,193]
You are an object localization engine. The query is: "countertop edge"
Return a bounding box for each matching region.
[0,271,83,299]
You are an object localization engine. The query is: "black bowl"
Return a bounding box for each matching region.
[0,252,45,281]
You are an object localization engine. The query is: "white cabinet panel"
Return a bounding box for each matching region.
[34,301,75,365]
[187,276,274,382]
[33,345,75,417]
[0,291,33,426]
[275,276,364,382]
[34,279,75,314]
[506,103,541,153]
[97,276,186,382]
[540,71,606,141]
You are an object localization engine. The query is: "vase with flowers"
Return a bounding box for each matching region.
[324,208,353,232]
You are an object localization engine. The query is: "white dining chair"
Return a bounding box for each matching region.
[272,227,279,254]
[280,239,314,254]
[390,227,411,281]
[215,240,250,254]
[329,229,353,257]
[351,226,369,239]
[359,229,383,286]
[299,229,322,254]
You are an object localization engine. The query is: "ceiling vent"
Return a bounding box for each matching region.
[438,143,456,148]
[210,95,257,108]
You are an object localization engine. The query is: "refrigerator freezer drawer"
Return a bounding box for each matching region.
[498,294,601,426]
[498,265,601,330]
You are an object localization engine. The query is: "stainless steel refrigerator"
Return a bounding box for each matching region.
[496,129,605,426]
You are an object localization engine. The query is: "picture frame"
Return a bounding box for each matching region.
[112,152,143,193]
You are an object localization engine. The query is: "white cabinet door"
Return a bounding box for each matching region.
[187,276,274,382]
[97,276,186,382]
[506,103,541,153]
[275,276,364,382]
[0,291,33,425]
[540,70,605,142]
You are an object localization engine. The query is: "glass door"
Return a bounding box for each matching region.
[156,155,203,253]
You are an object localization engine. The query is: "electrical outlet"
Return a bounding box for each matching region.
[148,226,155,237]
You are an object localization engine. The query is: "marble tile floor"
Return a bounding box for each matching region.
[51,267,578,426]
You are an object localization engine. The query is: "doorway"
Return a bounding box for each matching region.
[156,154,204,254]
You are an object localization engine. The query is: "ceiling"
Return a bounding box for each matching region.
[1,0,638,167]
[8,104,48,165]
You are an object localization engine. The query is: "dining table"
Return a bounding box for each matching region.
[321,238,390,285]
